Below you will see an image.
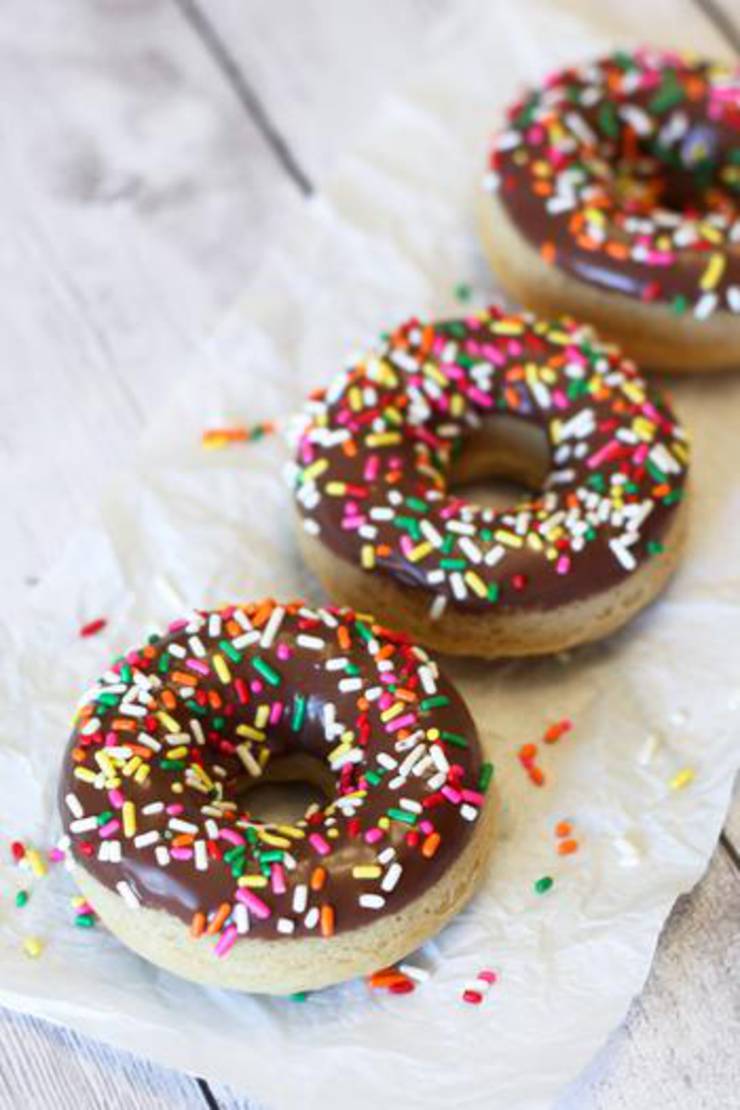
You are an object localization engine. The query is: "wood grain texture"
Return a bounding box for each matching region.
[0,0,295,590]
[0,1007,206,1109]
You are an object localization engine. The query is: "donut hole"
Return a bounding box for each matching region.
[237,754,336,824]
[448,415,550,510]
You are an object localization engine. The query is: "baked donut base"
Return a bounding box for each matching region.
[297,498,688,659]
[71,793,495,994]
[479,191,740,374]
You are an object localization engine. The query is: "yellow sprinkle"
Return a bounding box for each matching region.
[465,570,488,598]
[407,541,434,563]
[669,767,695,791]
[73,767,97,784]
[352,865,382,879]
[212,653,231,684]
[380,702,405,723]
[23,936,43,959]
[122,756,142,778]
[348,386,363,412]
[361,544,376,569]
[25,850,47,879]
[365,432,402,448]
[276,825,306,840]
[301,458,329,483]
[237,875,268,888]
[134,764,150,785]
[633,416,657,442]
[236,723,266,742]
[378,816,390,830]
[423,363,448,387]
[426,728,440,741]
[254,704,270,731]
[700,252,725,291]
[167,746,188,760]
[256,830,291,849]
[326,481,347,496]
[122,801,137,839]
[491,320,524,336]
[494,529,523,548]
[158,711,181,734]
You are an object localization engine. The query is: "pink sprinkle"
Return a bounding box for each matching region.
[48,848,65,863]
[108,789,125,809]
[386,713,416,733]
[309,833,330,857]
[276,643,291,661]
[271,863,286,895]
[364,827,383,844]
[98,819,121,839]
[441,785,462,804]
[269,701,283,725]
[219,828,245,846]
[171,847,193,861]
[555,555,571,576]
[235,888,271,919]
[461,789,485,805]
[214,923,238,958]
[166,804,184,816]
[186,658,210,675]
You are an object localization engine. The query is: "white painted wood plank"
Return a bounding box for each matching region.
[205,0,736,187]
[559,843,740,1109]
[0,0,296,591]
[0,1006,206,1109]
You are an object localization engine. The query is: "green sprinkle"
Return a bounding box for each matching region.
[646,459,667,483]
[647,540,665,555]
[290,991,309,1002]
[15,890,28,909]
[75,913,96,928]
[534,876,554,895]
[258,850,284,864]
[219,639,243,664]
[649,74,684,114]
[212,716,226,732]
[419,695,450,711]
[440,558,466,570]
[671,294,688,316]
[405,497,429,513]
[96,810,114,826]
[185,699,208,716]
[598,101,619,138]
[663,489,683,505]
[387,808,417,825]
[478,762,494,792]
[487,582,500,603]
[224,846,246,863]
[119,664,132,684]
[454,282,472,303]
[354,620,373,642]
[95,693,120,707]
[393,515,422,539]
[364,770,383,786]
[245,827,259,845]
[441,731,469,749]
[251,657,281,686]
[291,694,306,732]
[157,653,172,675]
[159,759,186,771]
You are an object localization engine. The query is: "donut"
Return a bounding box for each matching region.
[481,49,739,372]
[59,600,493,993]
[291,308,689,658]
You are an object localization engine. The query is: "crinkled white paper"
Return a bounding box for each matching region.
[1,2,739,1107]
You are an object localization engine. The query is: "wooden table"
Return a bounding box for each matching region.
[1,2,738,1106]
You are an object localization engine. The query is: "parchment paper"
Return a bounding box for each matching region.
[1,2,739,1107]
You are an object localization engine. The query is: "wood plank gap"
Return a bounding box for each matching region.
[719,830,740,873]
[197,1076,223,1110]
[172,0,314,196]
[690,0,740,52]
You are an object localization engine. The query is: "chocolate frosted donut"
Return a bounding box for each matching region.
[481,49,740,371]
[292,308,689,657]
[59,600,493,993]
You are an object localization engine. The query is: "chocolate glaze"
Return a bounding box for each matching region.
[488,50,739,312]
[59,602,487,944]
[292,309,689,615]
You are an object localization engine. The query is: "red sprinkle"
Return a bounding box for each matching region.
[79,618,107,638]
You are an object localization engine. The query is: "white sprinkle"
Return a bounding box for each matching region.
[381,862,403,892]
[359,894,385,910]
[168,818,199,835]
[297,634,325,651]
[134,830,160,849]
[142,801,165,816]
[155,845,171,867]
[69,816,99,834]
[398,962,430,982]
[694,292,717,320]
[116,880,141,910]
[188,636,206,659]
[304,906,320,930]
[339,677,363,693]
[277,917,295,935]
[429,595,447,622]
[460,804,479,822]
[194,840,208,871]
[638,732,661,766]
[292,884,308,914]
[65,793,83,819]
[260,605,285,649]
[609,538,637,571]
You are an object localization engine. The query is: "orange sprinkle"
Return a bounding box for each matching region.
[519,743,537,762]
[337,625,351,651]
[422,832,441,858]
[555,820,572,838]
[528,766,546,787]
[557,838,579,856]
[190,912,206,938]
[206,902,232,935]
[320,904,335,937]
[540,241,557,264]
[310,866,327,891]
